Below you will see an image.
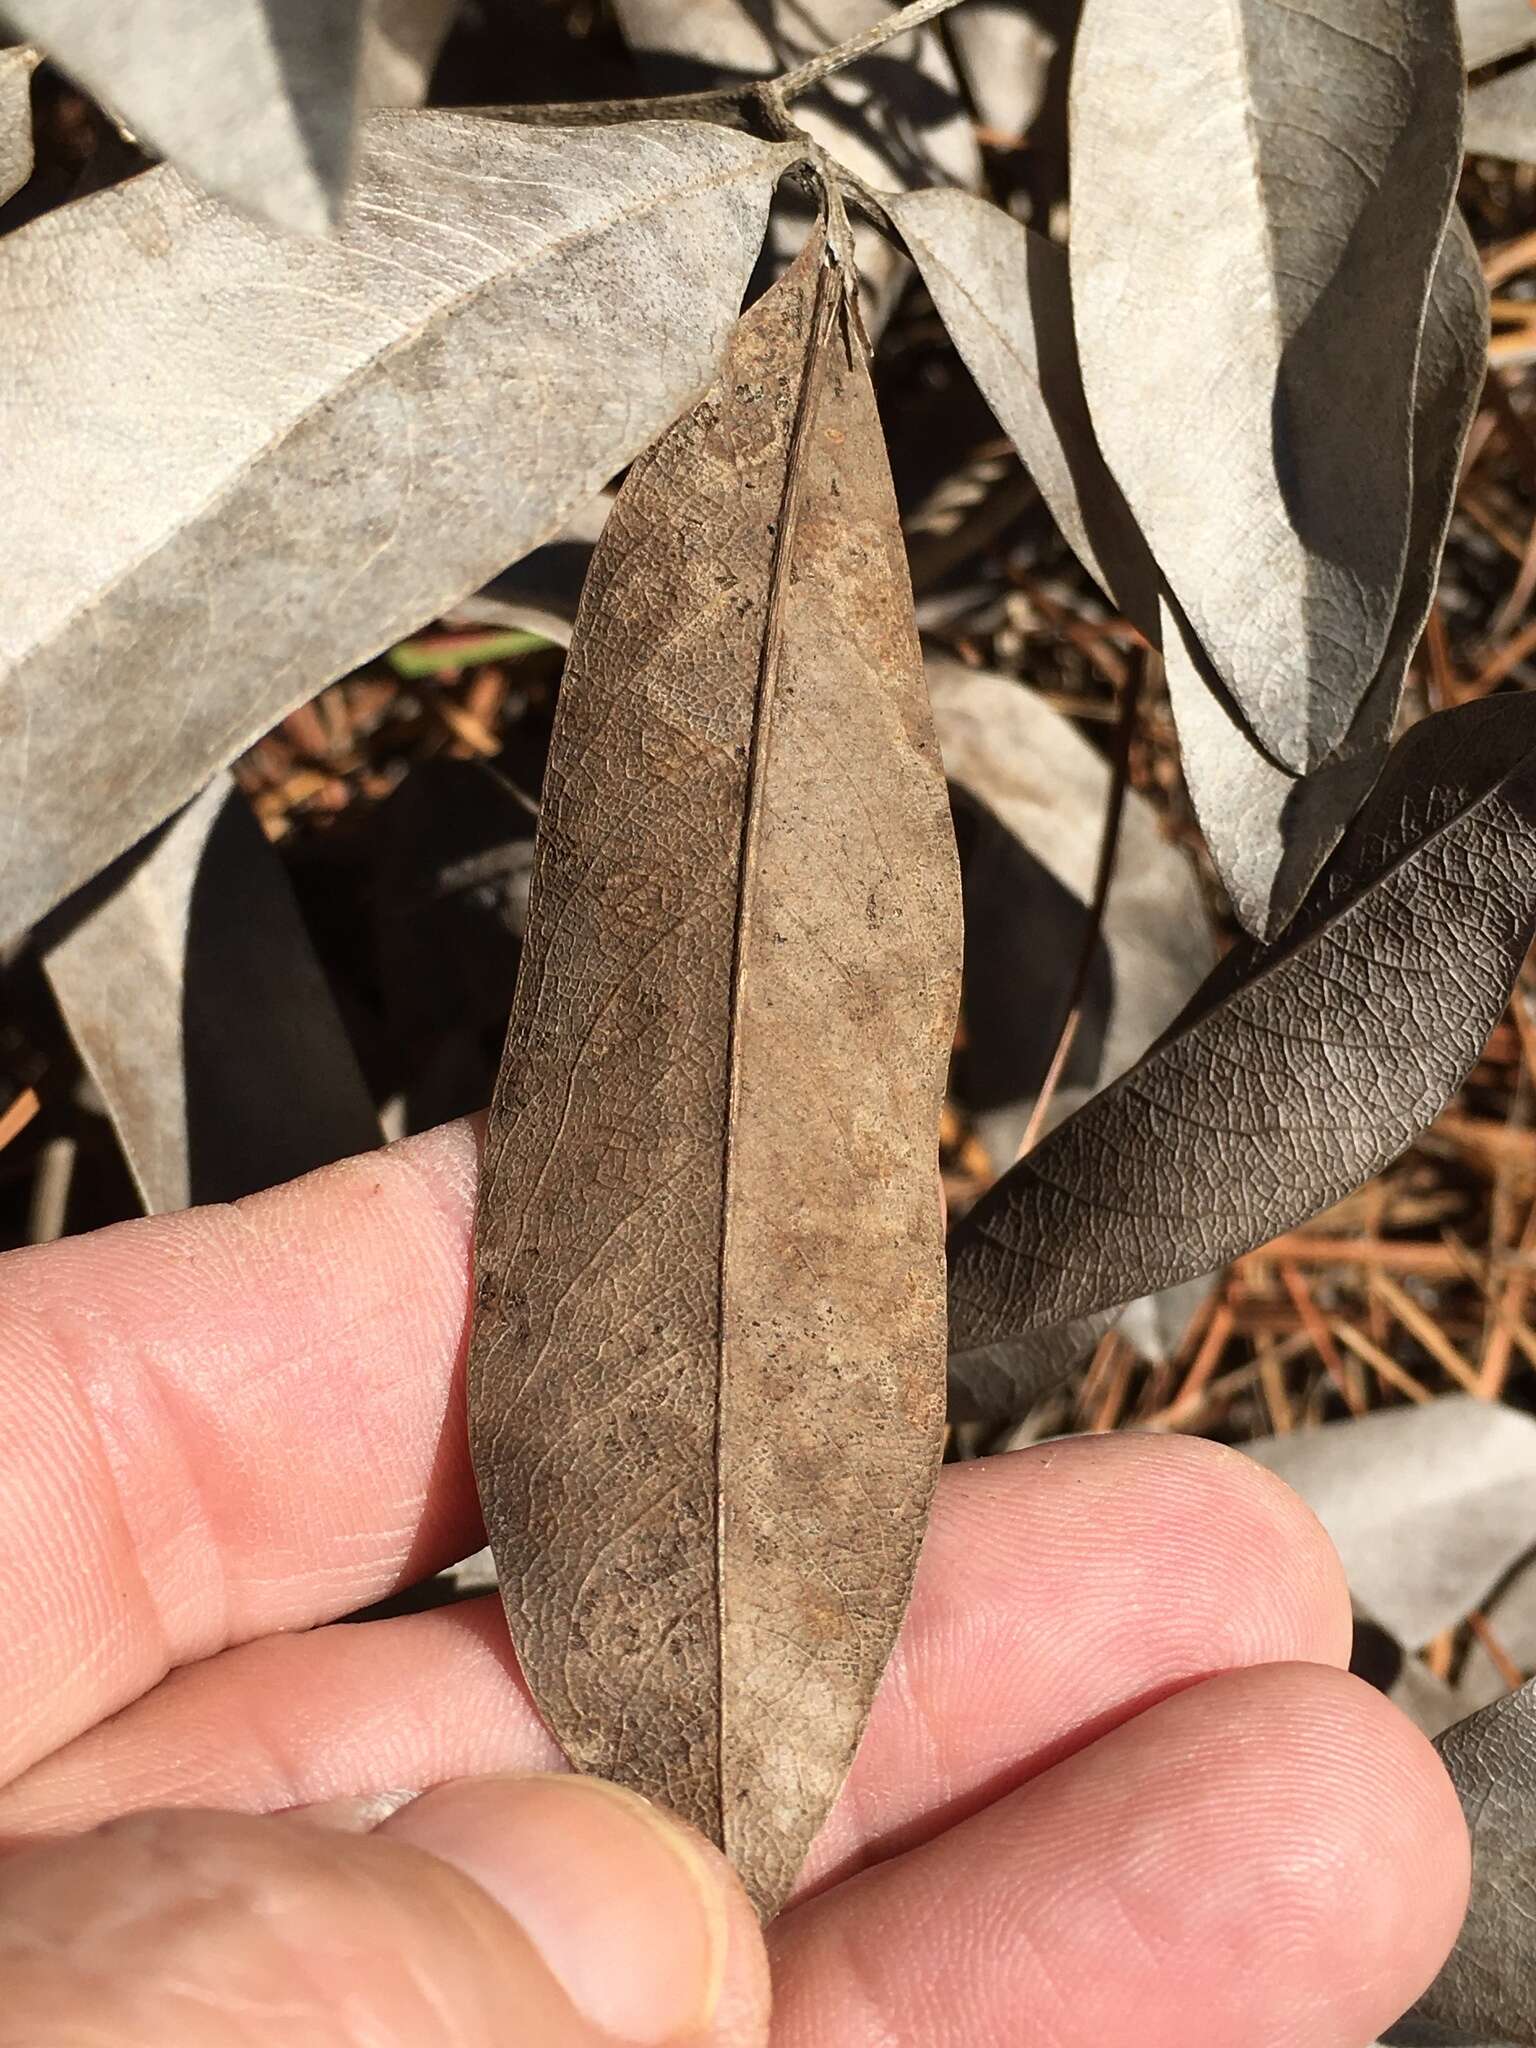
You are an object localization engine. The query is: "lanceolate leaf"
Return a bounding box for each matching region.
[41,776,381,1211]
[0,42,37,206]
[1070,0,1463,772]
[1166,211,1489,938]
[469,225,961,1918]
[947,694,1536,1401]
[0,114,793,949]
[1411,1682,1536,2044]
[887,187,1159,630]
[0,0,367,231]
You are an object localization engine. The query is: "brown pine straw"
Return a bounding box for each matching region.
[0,1087,39,1156]
[1280,1262,1367,1413]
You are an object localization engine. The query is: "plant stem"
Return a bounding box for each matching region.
[1015,650,1146,1159]
[775,0,971,99]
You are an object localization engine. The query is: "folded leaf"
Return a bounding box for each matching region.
[41,775,381,1211]
[1167,211,1489,938]
[1070,0,1463,772]
[469,226,961,1917]
[0,42,37,206]
[887,187,1159,631]
[2,0,366,231]
[1410,1682,1536,2044]
[0,113,793,949]
[948,693,1536,1377]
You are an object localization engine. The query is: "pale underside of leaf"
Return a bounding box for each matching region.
[1465,54,1536,158]
[1460,0,1536,66]
[0,0,366,231]
[1166,209,1489,937]
[469,230,961,1918]
[0,41,37,205]
[360,0,458,109]
[928,656,1213,1156]
[1411,1682,1536,2044]
[888,186,1160,632]
[946,0,1066,145]
[946,693,1536,1379]
[1245,1399,1536,1652]
[0,113,793,949]
[41,775,381,1211]
[1070,0,1463,772]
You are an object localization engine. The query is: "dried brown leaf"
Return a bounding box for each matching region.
[469,225,961,1917]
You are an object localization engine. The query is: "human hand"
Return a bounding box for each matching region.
[0,1119,1467,2045]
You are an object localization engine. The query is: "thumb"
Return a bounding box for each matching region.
[0,1775,770,2047]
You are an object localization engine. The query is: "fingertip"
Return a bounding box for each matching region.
[382,1775,771,2048]
[1128,1661,1471,2047]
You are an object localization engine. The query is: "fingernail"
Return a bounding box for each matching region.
[381,1774,727,2043]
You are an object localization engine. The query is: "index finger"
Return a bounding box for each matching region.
[0,1118,486,1785]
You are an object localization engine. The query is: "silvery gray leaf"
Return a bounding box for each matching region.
[41,776,381,1212]
[0,112,792,948]
[948,695,1536,1370]
[0,41,36,205]
[1070,0,1464,771]
[888,187,1160,631]
[1466,57,1536,158]
[929,657,1213,1164]
[615,0,980,313]
[1165,209,1487,938]
[360,0,457,107]
[1460,0,1536,68]
[0,0,367,231]
[1246,1400,1536,1651]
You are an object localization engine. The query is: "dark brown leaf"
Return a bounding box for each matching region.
[469,223,961,1917]
[948,693,1536,1412]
